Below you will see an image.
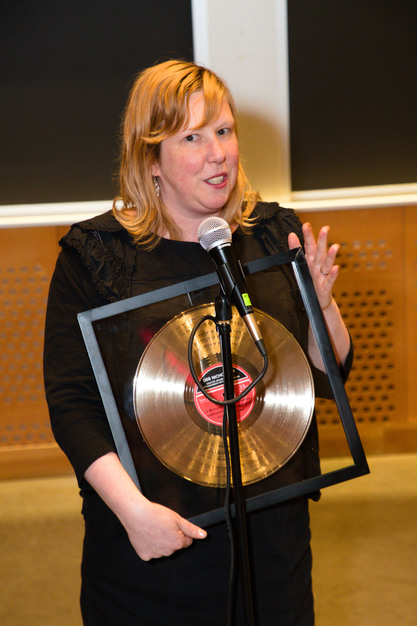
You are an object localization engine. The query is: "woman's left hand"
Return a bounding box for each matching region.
[288,222,340,310]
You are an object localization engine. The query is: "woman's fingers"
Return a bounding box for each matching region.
[288,231,301,250]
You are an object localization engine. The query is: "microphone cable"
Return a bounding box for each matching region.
[187,315,268,407]
[187,312,268,625]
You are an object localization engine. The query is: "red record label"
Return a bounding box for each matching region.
[193,364,256,426]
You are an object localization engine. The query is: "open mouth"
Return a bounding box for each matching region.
[206,175,226,185]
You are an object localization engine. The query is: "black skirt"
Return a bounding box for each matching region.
[80,493,314,626]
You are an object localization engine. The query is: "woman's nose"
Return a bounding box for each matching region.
[207,137,226,163]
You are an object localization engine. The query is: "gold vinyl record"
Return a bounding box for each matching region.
[133,304,314,488]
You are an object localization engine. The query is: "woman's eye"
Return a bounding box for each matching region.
[185,134,197,142]
[217,127,230,136]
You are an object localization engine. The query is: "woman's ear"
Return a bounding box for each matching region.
[151,161,160,177]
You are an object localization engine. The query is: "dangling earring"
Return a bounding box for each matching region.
[153,176,161,198]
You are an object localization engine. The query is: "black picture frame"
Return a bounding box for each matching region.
[78,247,369,526]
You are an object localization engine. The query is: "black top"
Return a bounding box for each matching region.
[43,202,350,503]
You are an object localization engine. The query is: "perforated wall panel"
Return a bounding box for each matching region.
[301,207,413,454]
[0,229,58,447]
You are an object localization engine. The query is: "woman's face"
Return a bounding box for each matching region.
[152,92,239,229]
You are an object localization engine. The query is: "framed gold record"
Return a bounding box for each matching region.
[78,247,369,526]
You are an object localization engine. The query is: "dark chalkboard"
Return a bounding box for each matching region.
[288,0,417,191]
[1,1,193,204]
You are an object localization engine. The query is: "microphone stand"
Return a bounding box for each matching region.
[214,295,255,626]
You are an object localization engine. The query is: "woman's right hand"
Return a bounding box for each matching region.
[84,452,207,561]
[121,498,207,561]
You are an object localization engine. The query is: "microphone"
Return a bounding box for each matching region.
[198,217,267,357]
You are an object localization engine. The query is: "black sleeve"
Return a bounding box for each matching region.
[43,246,116,487]
[310,334,353,400]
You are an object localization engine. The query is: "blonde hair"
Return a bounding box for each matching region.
[113,59,259,247]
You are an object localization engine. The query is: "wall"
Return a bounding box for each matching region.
[0,225,70,478]
[1,1,193,205]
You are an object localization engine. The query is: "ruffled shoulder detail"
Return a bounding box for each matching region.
[59,210,135,302]
[251,201,304,254]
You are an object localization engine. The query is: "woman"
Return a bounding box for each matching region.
[44,60,351,625]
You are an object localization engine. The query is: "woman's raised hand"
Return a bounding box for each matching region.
[288,222,340,311]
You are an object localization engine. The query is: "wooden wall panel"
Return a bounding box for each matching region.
[300,207,416,455]
[405,207,417,423]
[0,207,416,478]
[0,226,72,477]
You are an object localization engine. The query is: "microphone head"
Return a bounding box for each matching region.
[198,217,232,252]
